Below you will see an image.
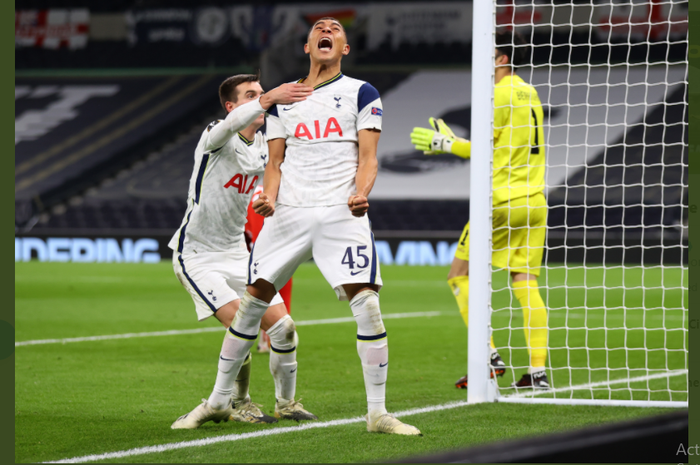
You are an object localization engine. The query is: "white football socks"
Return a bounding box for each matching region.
[350,290,388,416]
[266,314,298,402]
[208,292,270,410]
[208,333,248,409]
[231,352,252,404]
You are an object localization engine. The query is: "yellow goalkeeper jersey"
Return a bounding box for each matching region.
[492,74,546,205]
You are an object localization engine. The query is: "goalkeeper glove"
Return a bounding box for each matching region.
[410,117,461,155]
[430,117,457,138]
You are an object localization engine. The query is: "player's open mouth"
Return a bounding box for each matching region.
[318,37,333,51]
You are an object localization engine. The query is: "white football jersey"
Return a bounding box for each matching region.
[266,73,383,207]
[168,126,268,254]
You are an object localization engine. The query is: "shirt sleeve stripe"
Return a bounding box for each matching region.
[357,82,380,113]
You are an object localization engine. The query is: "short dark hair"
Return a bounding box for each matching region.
[218,73,260,111]
[307,16,346,41]
[495,30,528,69]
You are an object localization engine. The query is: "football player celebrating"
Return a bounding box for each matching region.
[170,74,318,429]
[210,18,421,435]
[410,30,550,390]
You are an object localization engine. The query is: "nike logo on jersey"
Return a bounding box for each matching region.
[282,106,295,111]
[295,118,343,140]
[235,149,243,155]
[224,174,259,194]
[220,355,235,362]
[379,362,388,367]
[350,270,363,276]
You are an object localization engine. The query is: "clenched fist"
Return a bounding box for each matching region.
[348,195,369,217]
[253,192,275,217]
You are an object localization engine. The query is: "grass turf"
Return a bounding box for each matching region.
[15,262,687,463]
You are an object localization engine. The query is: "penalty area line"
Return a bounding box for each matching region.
[16,311,445,347]
[45,400,470,464]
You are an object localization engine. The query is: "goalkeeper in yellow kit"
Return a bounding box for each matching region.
[410,31,549,389]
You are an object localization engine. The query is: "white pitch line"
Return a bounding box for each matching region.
[504,369,688,399]
[43,370,688,463]
[46,400,470,464]
[15,311,444,347]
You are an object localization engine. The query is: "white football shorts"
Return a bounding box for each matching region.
[248,204,382,300]
[173,241,284,321]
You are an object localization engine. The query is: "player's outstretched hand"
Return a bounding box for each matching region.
[411,117,464,155]
[348,195,369,217]
[429,117,457,138]
[410,127,442,155]
[262,83,313,107]
[410,127,455,155]
[253,193,275,217]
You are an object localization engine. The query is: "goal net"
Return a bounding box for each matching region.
[468,0,688,407]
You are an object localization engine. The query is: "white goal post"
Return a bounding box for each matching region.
[468,0,688,408]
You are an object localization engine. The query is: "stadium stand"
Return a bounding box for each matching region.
[547,84,688,235]
[15,74,227,228]
[545,83,688,265]
[30,120,207,232]
[24,75,687,251]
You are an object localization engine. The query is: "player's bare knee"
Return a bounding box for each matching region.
[343,283,380,302]
[448,258,469,280]
[512,272,536,283]
[247,279,277,303]
[214,300,239,328]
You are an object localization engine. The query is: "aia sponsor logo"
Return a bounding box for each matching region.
[224,174,259,194]
[294,117,343,140]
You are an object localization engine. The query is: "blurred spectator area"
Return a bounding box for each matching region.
[24,78,687,240]
[15,74,226,227]
[16,1,688,70]
[15,1,688,243]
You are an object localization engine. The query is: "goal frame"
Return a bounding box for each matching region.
[466,0,688,408]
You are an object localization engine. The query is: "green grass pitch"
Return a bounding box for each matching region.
[15,262,687,463]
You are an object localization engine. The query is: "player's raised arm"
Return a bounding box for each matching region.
[349,128,380,217]
[254,138,285,218]
[205,99,267,152]
[206,83,312,153]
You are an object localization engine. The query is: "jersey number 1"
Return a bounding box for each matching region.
[530,109,540,155]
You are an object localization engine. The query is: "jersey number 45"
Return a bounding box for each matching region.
[342,246,369,270]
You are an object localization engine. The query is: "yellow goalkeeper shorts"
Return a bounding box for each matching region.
[455,193,547,276]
